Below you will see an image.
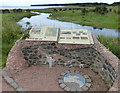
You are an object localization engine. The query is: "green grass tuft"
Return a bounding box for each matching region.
[2,12,37,67]
[97,35,120,59]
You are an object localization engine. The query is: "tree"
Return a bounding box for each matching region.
[93,6,108,15]
[26,22,31,29]
[109,8,112,12]
[22,32,30,40]
[81,8,88,15]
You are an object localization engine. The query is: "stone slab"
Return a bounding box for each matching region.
[11,82,19,89]
[65,70,70,73]
[58,80,63,84]
[86,79,92,83]
[70,70,75,73]
[58,75,63,79]
[76,88,83,91]
[75,70,80,73]
[71,88,76,92]
[85,83,91,88]
[83,75,89,79]
[16,87,25,92]
[60,83,66,88]
[79,73,85,75]
[4,76,14,84]
[64,86,70,91]
[82,86,89,91]
[61,72,66,76]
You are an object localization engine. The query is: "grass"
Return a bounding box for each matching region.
[50,8,118,29]
[2,12,37,67]
[97,35,120,59]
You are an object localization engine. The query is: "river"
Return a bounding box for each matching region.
[0,6,64,9]
[17,12,119,37]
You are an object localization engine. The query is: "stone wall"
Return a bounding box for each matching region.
[88,49,117,88]
[22,42,117,89]
[92,34,119,91]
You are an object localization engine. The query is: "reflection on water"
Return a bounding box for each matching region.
[17,12,118,37]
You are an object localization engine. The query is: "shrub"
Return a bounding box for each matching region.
[22,32,30,40]
[93,6,108,15]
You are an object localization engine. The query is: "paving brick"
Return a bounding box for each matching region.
[16,87,25,92]
[85,83,91,88]
[75,70,80,73]
[59,83,66,88]
[61,72,66,76]
[58,80,63,84]
[65,70,70,73]
[64,86,70,91]
[11,82,19,89]
[86,79,92,83]
[4,76,14,84]
[71,88,76,91]
[76,88,83,91]
[58,75,63,79]
[70,70,75,73]
[83,75,89,79]
[82,86,89,91]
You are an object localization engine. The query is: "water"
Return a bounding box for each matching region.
[0,6,64,10]
[17,12,119,37]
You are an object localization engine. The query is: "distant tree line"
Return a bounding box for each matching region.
[81,6,119,15]
[1,9,31,14]
[53,6,119,15]
[31,2,120,6]
[111,2,120,6]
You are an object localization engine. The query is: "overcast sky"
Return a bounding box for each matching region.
[1,0,119,6]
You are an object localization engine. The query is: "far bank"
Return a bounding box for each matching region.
[31,6,118,29]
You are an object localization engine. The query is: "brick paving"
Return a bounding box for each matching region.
[9,65,107,91]
[1,70,25,92]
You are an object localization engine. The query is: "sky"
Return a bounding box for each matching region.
[1,0,120,6]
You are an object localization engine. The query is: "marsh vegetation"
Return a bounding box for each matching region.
[2,11,36,67]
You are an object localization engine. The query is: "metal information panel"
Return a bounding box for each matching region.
[26,26,59,41]
[26,26,94,44]
[58,29,94,44]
